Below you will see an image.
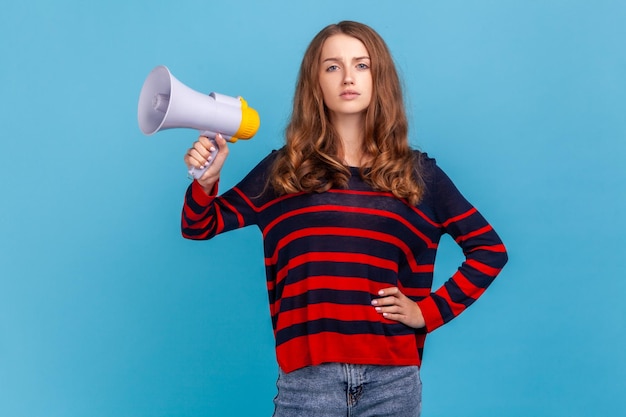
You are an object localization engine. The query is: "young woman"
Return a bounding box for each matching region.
[182,21,507,417]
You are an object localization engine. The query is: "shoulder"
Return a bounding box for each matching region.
[229,149,281,194]
[412,150,461,201]
[413,150,435,167]
[244,148,282,176]
[413,150,439,182]
[257,148,281,166]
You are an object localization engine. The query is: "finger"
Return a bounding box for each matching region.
[371,296,398,307]
[371,287,404,307]
[380,312,406,322]
[194,139,216,159]
[214,134,230,156]
[377,287,400,297]
[197,135,215,150]
[186,134,221,166]
[186,148,209,168]
[184,144,208,166]
[374,304,402,315]
[376,301,425,329]
[206,134,229,170]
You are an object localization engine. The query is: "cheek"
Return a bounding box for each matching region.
[361,76,373,97]
[364,74,374,91]
[318,84,329,103]
[319,80,334,102]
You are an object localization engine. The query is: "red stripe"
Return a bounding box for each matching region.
[451,270,485,299]
[266,227,435,274]
[184,211,214,232]
[439,286,468,317]
[455,224,493,243]
[465,258,502,277]
[280,275,379,298]
[269,276,433,317]
[233,186,303,213]
[274,303,393,333]
[275,332,422,373]
[397,285,431,299]
[417,296,444,330]
[408,206,441,228]
[270,276,375,316]
[218,197,244,228]
[443,207,478,228]
[181,209,214,239]
[329,189,395,198]
[214,205,225,234]
[468,243,507,254]
[182,202,210,222]
[263,207,437,247]
[328,188,444,229]
[182,226,212,240]
[273,252,399,287]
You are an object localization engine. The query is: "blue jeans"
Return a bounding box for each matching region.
[272,363,422,417]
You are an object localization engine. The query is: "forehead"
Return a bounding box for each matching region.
[320,34,370,59]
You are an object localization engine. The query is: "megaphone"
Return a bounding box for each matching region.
[138,65,260,179]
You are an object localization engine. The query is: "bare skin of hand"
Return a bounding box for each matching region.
[371,287,426,329]
[184,133,230,194]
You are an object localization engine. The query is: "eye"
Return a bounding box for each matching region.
[326,64,340,72]
[356,62,370,70]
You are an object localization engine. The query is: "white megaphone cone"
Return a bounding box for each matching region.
[137,65,260,179]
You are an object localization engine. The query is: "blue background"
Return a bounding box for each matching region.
[1,1,625,416]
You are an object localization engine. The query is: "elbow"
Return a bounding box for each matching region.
[496,246,509,270]
[181,230,197,240]
[181,227,212,241]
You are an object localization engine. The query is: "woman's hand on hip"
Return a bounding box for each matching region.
[372,287,426,329]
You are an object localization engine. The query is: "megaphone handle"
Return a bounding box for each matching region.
[188,135,218,179]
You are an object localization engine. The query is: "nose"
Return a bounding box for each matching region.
[343,69,354,85]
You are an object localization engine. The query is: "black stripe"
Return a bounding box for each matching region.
[275,318,413,346]
[280,289,372,312]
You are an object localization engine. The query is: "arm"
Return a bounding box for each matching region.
[181,139,277,240]
[416,163,508,332]
[373,161,508,331]
[181,133,230,240]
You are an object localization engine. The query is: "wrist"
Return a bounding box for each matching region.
[191,178,218,202]
[199,177,218,195]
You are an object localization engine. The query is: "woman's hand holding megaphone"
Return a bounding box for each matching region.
[184,133,230,195]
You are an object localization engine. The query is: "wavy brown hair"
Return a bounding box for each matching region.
[270,21,425,205]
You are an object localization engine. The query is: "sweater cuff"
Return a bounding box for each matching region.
[417,296,445,333]
[190,179,218,206]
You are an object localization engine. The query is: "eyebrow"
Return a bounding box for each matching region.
[322,56,371,63]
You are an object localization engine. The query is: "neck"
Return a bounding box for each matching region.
[330,112,367,167]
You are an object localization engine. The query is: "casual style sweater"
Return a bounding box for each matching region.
[181,150,508,373]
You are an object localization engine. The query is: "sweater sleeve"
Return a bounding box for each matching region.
[416,161,508,332]
[181,151,277,240]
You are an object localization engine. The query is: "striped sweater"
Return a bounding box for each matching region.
[181,150,508,373]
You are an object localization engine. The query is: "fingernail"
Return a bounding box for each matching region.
[378,290,385,295]
[371,300,378,305]
[375,307,382,312]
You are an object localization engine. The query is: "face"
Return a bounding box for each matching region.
[318,34,373,120]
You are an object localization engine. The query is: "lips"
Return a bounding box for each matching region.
[340,90,360,99]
